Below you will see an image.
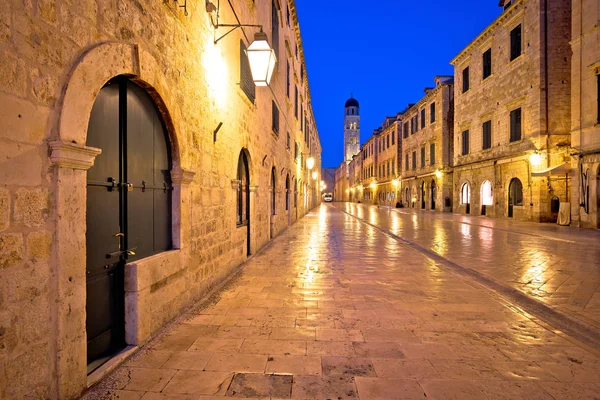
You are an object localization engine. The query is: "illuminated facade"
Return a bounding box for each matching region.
[0,1,321,398]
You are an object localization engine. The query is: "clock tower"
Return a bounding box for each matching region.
[344,95,360,164]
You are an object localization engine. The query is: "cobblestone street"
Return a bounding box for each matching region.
[86,205,600,399]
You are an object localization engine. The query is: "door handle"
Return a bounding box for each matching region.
[105,248,137,259]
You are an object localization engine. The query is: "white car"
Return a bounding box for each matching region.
[323,194,333,202]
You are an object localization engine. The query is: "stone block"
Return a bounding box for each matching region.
[13,188,50,227]
[0,233,24,269]
[27,230,52,262]
[0,92,49,145]
[5,343,50,399]
[6,262,49,303]
[0,141,44,186]
[0,188,9,231]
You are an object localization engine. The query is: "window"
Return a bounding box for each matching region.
[286,4,290,26]
[405,154,409,171]
[237,151,250,226]
[286,60,290,98]
[510,108,522,142]
[294,86,298,119]
[285,175,290,211]
[300,104,304,132]
[482,120,492,149]
[240,41,255,102]
[430,143,435,165]
[271,1,279,60]
[430,102,436,123]
[294,142,299,160]
[392,160,395,175]
[510,24,522,61]
[412,151,416,170]
[461,183,471,205]
[462,67,470,93]
[392,131,395,145]
[421,109,426,129]
[483,48,492,79]
[415,114,419,132]
[420,147,425,168]
[461,130,469,155]
[403,122,408,138]
[509,178,523,206]
[481,181,493,206]
[286,132,290,150]
[387,135,390,148]
[272,101,279,135]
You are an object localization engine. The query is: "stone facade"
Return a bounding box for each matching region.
[451,0,572,221]
[343,97,361,164]
[400,77,454,211]
[570,0,600,228]
[373,117,401,206]
[0,1,320,398]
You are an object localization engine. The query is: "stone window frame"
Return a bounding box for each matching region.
[49,43,196,398]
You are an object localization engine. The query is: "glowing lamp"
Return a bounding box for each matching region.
[435,170,443,179]
[245,31,277,86]
[320,180,325,186]
[358,185,363,191]
[370,182,377,190]
[530,152,541,167]
[345,189,349,193]
[392,179,399,187]
[322,184,327,190]
[312,171,318,180]
[306,157,315,170]
[350,187,355,192]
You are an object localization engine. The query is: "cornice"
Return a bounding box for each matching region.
[48,140,102,170]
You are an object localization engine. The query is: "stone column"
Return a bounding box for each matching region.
[48,141,102,399]
[171,168,196,250]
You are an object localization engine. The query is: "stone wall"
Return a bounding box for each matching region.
[570,0,600,228]
[0,0,320,398]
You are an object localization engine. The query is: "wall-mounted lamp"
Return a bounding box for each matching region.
[530,151,542,167]
[435,170,443,179]
[207,0,276,86]
[392,179,399,187]
[370,182,377,190]
[306,157,315,170]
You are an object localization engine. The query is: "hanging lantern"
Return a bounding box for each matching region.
[245,31,277,86]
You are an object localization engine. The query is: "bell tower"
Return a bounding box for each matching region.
[344,95,360,164]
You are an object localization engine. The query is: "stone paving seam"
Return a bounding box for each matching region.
[337,206,600,354]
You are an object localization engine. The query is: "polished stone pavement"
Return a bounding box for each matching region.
[337,202,600,332]
[85,205,600,399]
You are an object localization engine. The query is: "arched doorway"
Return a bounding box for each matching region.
[421,182,426,209]
[461,183,471,214]
[431,180,436,210]
[508,178,523,218]
[237,150,250,255]
[85,78,173,369]
[286,174,290,226]
[481,180,493,216]
[270,167,276,239]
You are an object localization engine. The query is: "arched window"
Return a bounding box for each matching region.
[509,178,523,206]
[461,183,471,204]
[237,151,250,225]
[481,180,493,206]
[271,167,276,216]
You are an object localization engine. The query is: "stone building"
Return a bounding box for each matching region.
[374,116,402,206]
[0,0,320,398]
[361,134,378,203]
[400,77,454,211]
[570,0,600,228]
[348,153,363,202]
[450,0,572,221]
[334,161,349,202]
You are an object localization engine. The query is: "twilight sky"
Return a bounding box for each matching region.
[295,0,502,168]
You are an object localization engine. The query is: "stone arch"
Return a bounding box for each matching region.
[58,42,182,168]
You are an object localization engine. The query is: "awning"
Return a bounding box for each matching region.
[531,163,570,177]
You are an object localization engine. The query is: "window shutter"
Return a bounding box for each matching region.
[510,25,522,61]
[430,143,435,165]
[240,40,255,102]
[430,102,436,123]
[271,1,279,60]
[462,67,469,93]
[421,109,425,129]
[272,101,279,135]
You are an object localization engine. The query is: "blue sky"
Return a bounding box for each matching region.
[295,0,502,168]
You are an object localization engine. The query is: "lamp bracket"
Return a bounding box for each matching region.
[208,0,263,44]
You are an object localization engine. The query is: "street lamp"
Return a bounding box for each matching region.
[435,170,443,179]
[312,171,318,180]
[245,31,277,86]
[370,182,377,190]
[306,157,315,170]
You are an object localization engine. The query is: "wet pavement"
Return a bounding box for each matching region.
[85,205,600,399]
[337,203,600,333]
